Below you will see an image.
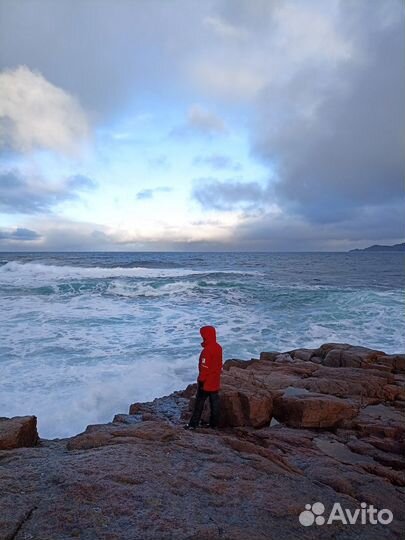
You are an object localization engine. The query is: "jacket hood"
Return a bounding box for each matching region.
[200,325,217,345]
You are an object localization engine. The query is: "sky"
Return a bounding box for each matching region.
[0,0,404,251]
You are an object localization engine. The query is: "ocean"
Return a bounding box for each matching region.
[0,251,404,439]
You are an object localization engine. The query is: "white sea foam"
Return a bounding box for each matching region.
[107,280,198,298]
[0,261,258,287]
[0,353,196,439]
[1,254,403,439]
[0,261,199,281]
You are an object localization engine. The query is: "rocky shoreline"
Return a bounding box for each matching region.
[1,343,404,539]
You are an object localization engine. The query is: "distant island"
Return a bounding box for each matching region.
[350,242,405,252]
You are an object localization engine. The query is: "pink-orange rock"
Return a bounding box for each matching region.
[323,347,384,368]
[273,392,358,428]
[344,403,405,440]
[376,354,405,373]
[295,365,395,400]
[67,420,179,450]
[223,358,260,370]
[0,415,38,450]
[186,372,273,428]
[314,343,386,369]
[219,385,273,428]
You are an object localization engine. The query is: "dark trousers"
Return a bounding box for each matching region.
[189,382,220,428]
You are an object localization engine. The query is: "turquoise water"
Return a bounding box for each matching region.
[0,252,403,438]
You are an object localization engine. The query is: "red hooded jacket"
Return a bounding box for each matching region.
[197,326,223,392]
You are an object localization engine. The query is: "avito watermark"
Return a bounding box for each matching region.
[299,501,393,526]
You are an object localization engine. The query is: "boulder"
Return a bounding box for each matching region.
[296,365,395,401]
[315,342,352,357]
[288,348,316,362]
[0,415,38,450]
[376,354,405,373]
[273,353,294,363]
[323,348,363,368]
[223,358,259,371]
[259,351,280,362]
[344,403,405,440]
[315,344,386,369]
[273,392,358,428]
[187,378,273,429]
[219,386,273,428]
[129,393,191,423]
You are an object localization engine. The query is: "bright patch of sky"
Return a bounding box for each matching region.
[27,102,271,243]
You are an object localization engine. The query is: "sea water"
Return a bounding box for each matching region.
[0,251,403,438]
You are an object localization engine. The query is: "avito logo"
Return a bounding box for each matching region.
[299,502,393,526]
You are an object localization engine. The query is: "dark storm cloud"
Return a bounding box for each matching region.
[192,178,268,211]
[0,227,41,240]
[228,200,405,251]
[193,154,241,171]
[252,3,405,225]
[135,186,172,200]
[0,170,97,214]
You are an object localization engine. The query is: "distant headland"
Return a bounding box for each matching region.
[350,242,405,252]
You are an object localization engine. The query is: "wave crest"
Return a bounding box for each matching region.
[107,280,198,298]
[0,261,257,286]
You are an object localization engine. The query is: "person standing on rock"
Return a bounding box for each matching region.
[184,326,223,430]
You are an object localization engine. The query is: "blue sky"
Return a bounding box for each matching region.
[0,0,404,251]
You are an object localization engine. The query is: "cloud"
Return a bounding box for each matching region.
[67,175,97,191]
[228,200,405,251]
[187,105,226,134]
[0,217,127,251]
[0,169,97,214]
[21,220,115,251]
[189,62,266,102]
[192,178,268,211]
[191,0,404,244]
[0,215,233,251]
[253,11,404,224]
[203,15,249,41]
[193,154,241,171]
[135,186,172,200]
[0,227,41,241]
[0,1,211,116]
[171,105,227,138]
[0,66,90,155]
[190,1,353,101]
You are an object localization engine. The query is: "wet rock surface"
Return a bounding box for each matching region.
[1,343,404,539]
